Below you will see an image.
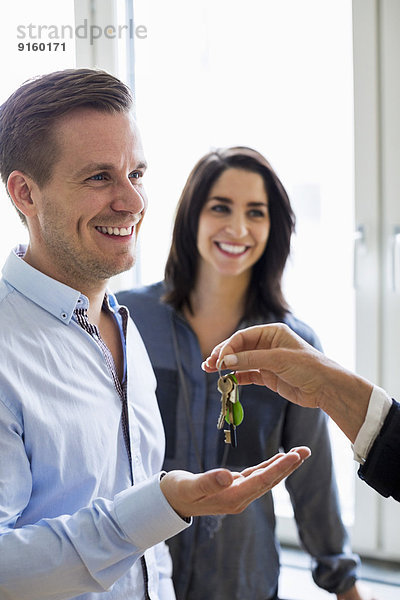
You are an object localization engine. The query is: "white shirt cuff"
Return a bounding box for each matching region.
[113,472,191,551]
[352,385,392,463]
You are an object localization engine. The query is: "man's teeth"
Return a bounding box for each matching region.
[96,226,133,236]
[218,242,247,254]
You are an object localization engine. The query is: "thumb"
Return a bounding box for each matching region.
[193,469,233,498]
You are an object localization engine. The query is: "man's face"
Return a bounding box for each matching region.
[28,108,147,290]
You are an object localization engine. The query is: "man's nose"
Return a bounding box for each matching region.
[111,180,146,214]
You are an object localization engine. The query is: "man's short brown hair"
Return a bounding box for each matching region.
[0,68,133,224]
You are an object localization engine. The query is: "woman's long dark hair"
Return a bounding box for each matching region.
[163,146,295,321]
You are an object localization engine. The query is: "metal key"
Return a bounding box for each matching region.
[225,399,238,448]
[217,375,234,430]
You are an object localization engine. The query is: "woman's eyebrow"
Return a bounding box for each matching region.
[247,201,268,207]
[208,196,232,203]
[209,196,268,207]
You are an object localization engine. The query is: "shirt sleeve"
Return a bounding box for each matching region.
[0,399,189,600]
[282,403,359,595]
[352,385,392,463]
[279,317,359,594]
[357,398,400,501]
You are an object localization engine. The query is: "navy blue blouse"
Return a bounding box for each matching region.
[118,282,361,600]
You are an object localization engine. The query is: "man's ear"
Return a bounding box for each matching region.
[7,171,39,219]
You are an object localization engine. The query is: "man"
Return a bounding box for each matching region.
[203,323,400,502]
[0,69,309,599]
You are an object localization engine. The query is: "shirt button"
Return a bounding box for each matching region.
[61,312,68,320]
[134,456,141,466]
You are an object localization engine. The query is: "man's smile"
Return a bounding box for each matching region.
[95,225,134,237]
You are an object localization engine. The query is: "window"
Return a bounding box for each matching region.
[0,0,75,265]
[133,0,356,532]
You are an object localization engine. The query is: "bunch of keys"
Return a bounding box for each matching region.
[217,371,244,448]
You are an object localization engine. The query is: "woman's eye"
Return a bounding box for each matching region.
[211,204,229,213]
[248,209,267,218]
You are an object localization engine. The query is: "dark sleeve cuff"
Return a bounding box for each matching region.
[358,399,400,502]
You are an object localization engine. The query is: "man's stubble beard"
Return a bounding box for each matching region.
[40,214,137,288]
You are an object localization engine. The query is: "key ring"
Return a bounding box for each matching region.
[217,362,223,380]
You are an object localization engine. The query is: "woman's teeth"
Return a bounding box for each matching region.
[217,242,248,254]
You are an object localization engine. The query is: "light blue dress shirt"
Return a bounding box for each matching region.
[0,246,189,600]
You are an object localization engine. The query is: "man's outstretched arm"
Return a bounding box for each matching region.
[161,447,311,518]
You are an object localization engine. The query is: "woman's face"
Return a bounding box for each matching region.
[197,167,270,279]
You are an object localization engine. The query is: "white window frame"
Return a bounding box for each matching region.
[352,0,400,561]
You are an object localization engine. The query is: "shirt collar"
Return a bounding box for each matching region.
[2,245,86,324]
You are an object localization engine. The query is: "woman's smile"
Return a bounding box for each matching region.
[214,241,250,256]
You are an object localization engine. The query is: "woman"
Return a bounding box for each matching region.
[117,147,372,600]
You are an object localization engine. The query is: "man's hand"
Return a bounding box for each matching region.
[160,447,311,519]
[202,323,373,443]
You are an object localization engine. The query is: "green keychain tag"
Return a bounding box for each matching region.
[224,373,244,426]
